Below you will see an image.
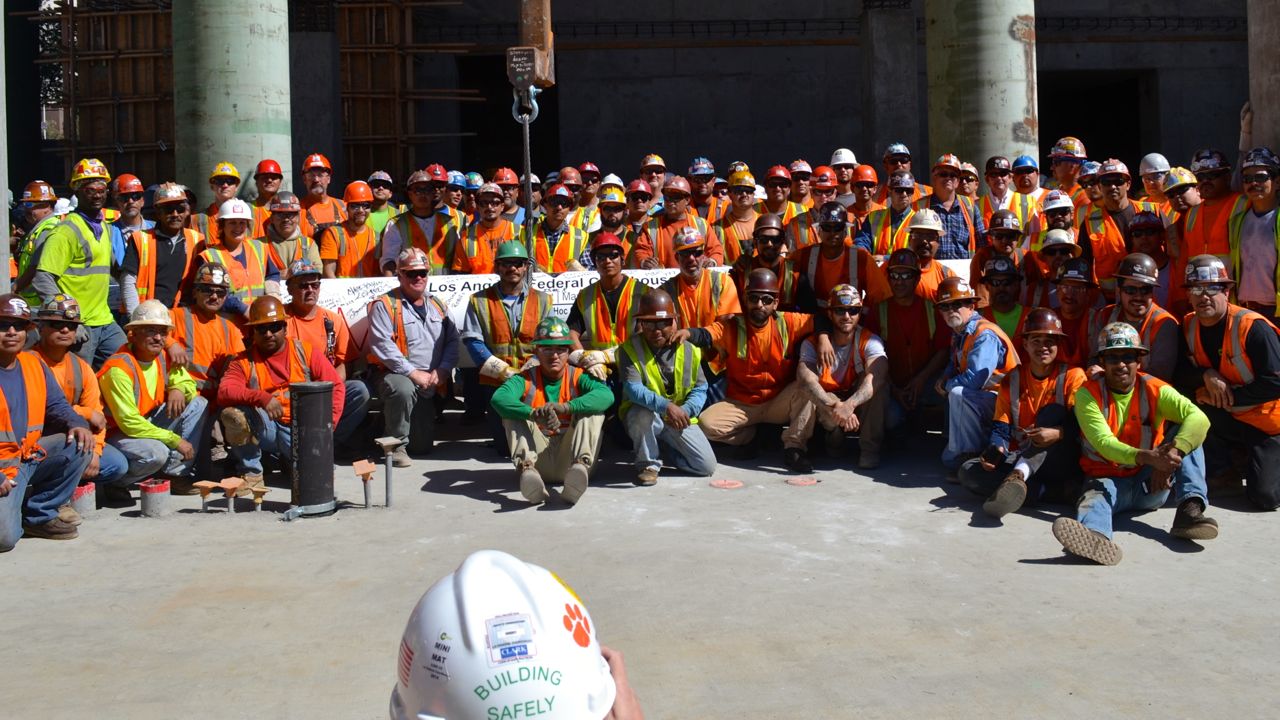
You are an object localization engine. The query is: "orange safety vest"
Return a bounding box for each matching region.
[0,354,48,480]
[914,194,980,254]
[731,256,802,311]
[694,195,729,223]
[642,213,715,268]
[97,351,168,431]
[1083,201,1159,292]
[189,204,222,247]
[567,205,599,233]
[724,312,802,404]
[806,328,875,393]
[977,193,1037,229]
[916,260,957,303]
[469,285,552,386]
[1180,193,1247,262]
[391,212,458,273]
[954,318,1020,390]
[456,219,518,274]
[130,228,201,310]
[712,212,758,264]
[1087,303,1178,369]
[200,239,269,302]
[753,199,806,225]
[863,207,915,256]
[574,276,647,350]
[1184,303,1280,434]
[1079,374,1167,478]
[233,339,313,424]
[660,270,735,329]
[784,209,822,251]
[799,244,862,307]
[520,366,583,436]
[170,306,238,389]
[366,289,449,367]
[260,233,319,272]
[322,222,379,278]
[874,182,931,205]
[1004,363,1069,450]
[847,201,885,226]
[525,223,591,274]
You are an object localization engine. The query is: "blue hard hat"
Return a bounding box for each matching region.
[464,172,484,191]
[1012,155,1039,171]
[446,170,466,188]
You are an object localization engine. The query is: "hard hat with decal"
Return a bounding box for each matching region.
[625,179,653,197]
[933,154,962,173]
[888,171,915,190]
[988,209,1022,235]
[1078,161,1102,180]
[810,166,837,190]
[1190,148,1230,174]
[1114,253,1160,286]
[788,159,812,176]
[1098,158,1130,180]
[425,164,449,183]
[830,148,858,166]
[397,247,431,272]
[960,162,980,181]
[1162,167,1197,193]
[672,226,706,252]
[818,201,847,226]
[597,187,626,207]
[70,158,111,187]
[577,161,601,179]
[600,173,624,191]
[245,296,288,326]
[534,317,576,346]
[465,172,484,191]
[688,157,715,177]
[1050,136,1087,160]
[495,241,530,262]
[640,153,666,170]
[126,299,175,329]
[727,171,756,189]
[301,153,332,172]
[446,171,467,189]
[985,156,1012,174]
[1097,321,1148,354]
[662,176,692,196]
[268,191,302,213]
[935,276,977,303]
[635,288,677,321]
[493,167,519,186]
[286,258,323,281]
[476,182,504,200]
[1055,258,1097,287]
[1020,307,1068,338]
[36,294,82,325]
[908,208,943,234]
[115,174,145,194]
[982,255,1020,281]
[0,294,33,323]
[1183,254,1234,286]
[886,248,921,272]
[217,198,254,221]
[1041,190,1074,213]
[22,180,57,204]
[828,283,862,309]
[193,262,232,288]
[209,161,241,182]
[882,143,910,160]
[1242,147,1280,171]
[153,182,190,207]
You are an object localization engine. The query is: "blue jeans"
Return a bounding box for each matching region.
[335,379,371,445]
[623,407,717,476]
[94,443,130,486]
[0,435,92,552]
[229,407,292,475]
[76,322,129,369]
[942,386,996,469]
[107,396,210,484]
[1077,446,1209,539]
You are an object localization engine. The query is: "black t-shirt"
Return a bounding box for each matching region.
[122,230,191,307]
[567,282,626,335]
[1188,317,1280,406]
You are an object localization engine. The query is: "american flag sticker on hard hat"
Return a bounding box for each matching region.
[398,638,415,687]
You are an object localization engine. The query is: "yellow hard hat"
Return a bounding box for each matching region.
[209,161,241,182]
[70,158,111,188]
[728,170,756,189]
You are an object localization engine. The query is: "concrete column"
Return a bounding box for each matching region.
[861,2,922,164]
[173,0,293,207]
[924,0,1037,167]
[1248,0,1280,150]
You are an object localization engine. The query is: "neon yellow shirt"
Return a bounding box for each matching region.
[1073,381,1208,466]
[100,360,198,448]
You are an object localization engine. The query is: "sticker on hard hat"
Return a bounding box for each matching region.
[486,614,536,666]
[1192,265,1223,282]
[7,297,29,316]
[427,630,452,681]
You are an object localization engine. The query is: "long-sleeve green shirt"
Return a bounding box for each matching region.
[100,360,198,448]
[1073,380,1209,466]
[490,370,614,421]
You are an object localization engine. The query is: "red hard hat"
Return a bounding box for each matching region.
[663,176,692,196]
[255,159,283,177]
[492,167,519,186]
[114,174,144,194]
[577,161,600,177]
[591,232,625,254]
[765,165,792,182]
[558,167,583,187]
[425,164,449,182]
[811,166,838,190]
[626,179,653,197]
[301,153,331,172]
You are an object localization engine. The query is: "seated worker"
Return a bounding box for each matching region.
[660,226,741,401]
[367,248,459,465]
[0,294,94,550]
[791,202,891,308]
[977,256,1033,358]
[632,176,722,269]
[682,269,819,474]
[797,284,888,468]
[1086,252,1180,382]
[318,181,380,278]
[728,214,817,313]
[1022,227,1081,309]
[567,233,649,386]
[1052,322,1217,566]
[855,171,918,258]
[166,262,244,393]
[452,183,517,275]
[618,290,716,486]
[258,191,322,271]
[959,308,1086,517]
[933,277,1019,476]
[490,317,613,506]
[219,296,355,495]
[907,209,957,302]
[99,300,207,493]
[863,248,950,430]
[1181,255,1280,510]
[970,209,1028,307]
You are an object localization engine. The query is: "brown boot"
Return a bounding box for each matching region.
[23,517,79,541]
[1170,498,1219,540]
[220,408,255,447]
[238,473,265,498]
[982,470,1028,518]
[635,467,659,486]
[57,504,83,526]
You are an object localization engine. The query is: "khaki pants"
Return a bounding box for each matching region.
[503,414,605,483]
[816,385,887,455]
[699,380,816,449]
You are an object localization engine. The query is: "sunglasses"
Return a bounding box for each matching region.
[1120,284,1154,296]
[791,173,812,181]
[728,187,753,196]
[496,259,528,268]
[891,187,913,194]
[677,248,705,258]
[294,280,323,290]
[479,198,504,207]
[1103,352,1142,365]
[408,186,432,195]
[1187,284,1227,297]
[43,320,79,332]
[854,183,877,190]
[639,319,675,330]
[1195,170,1229,182]
[1013,168,1038,175]
[562,184,582,192]
[212,177,239,186]
[592,250,623,261]
[1079,179,1100,188]
[1100,176,1128,187]
[765,182,790,189]
[937,300,972,312]
[157,204,189,214]
[830,307,859,316]
[196,284,228,297]
[1042,247,1074,258]
[348,202,372,211]
[0,320,29,333]
[118,192,144,202]
[746,293,777,305]
[628,194,653,202]
[1244,172,1273,185]
[401,270,429,279]
[545,200,572,210]
[936,172,959,180]
[820,223,846,233]
[369,181,393,190]
[887,157,910,166]
[986,171,1011,178]
[1166,184,1194,197]
[985,278,1018,288]
[887,271,919,281]
[813,188,837,196]
[254,322,287,334]
[755,234,784,245]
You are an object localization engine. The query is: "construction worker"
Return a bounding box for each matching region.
[119,182,201,315]
[283,259,368,436]
[970,209,1028,308]
[784,172,833,250]
[1046,136,1088,210]
[367,248,459,466]
[1078,159,1161,300]
[640,154,668,215]
[933,276,1019,475]
[1138,153,1175,223]
[588,186,635,262]
[462,171,484,220]
[1053,257,1100,367]
[251,159,284,234]
[1022,228,1082,310]
[491,167,525,226]
[855,171,917,258]
[1127,211,1176,310]
[847,165,884,225]
[829,148,859,207]
[365,170,405,238]
[490,316,611,505]
[690,157,727,221]
[683,269,818,473]
[219,295,354,493]
[1181,255,1280,510]
[111,173,153,260]
[1087,252,1181,382]
[1164,167,1203,315]
[380,168,459,276]
[525,183,591,273]
[553,166,592,233]
[462,241,552,442]
[712,171,759,264]
[258,190,321,272]
[1229,147,1280,318]
[915,154,984,260]
[31,295,129,500]
[756,166,806,225]
[1011,154,1048,207]
[958,162,980,200]
[298,153,347,239]
[619,289,716,485]
[567,233,648,390]
[729,214,815,313]
[517,172,543,224]
[1176,149,1248,284]
[797,284,888,468]
[874,143,931,204]
[1022,189,1077,281]
[906,208,957,302]
[166,262,243,396]
[633,177,720,269]
[452,183,518,275]
[978,256,1033,354]
[444,171,468,224]
[1053,322,1215,566]
[787,159,814,209]
[198,197,280,307]
[622,179,654,263]
[864,249,950,431]
[318,181,380,278]
[13,181,62,306]
[0,294,93,550]
[792,202,891,308]
[960,308,1086,517]
[1076,161,1105,222]
[32,158,128,368]
[713,176,729,201]
[188,161,241,247]
[100,300,207,490]
[660,228,741,326]
[977,156,1015,226]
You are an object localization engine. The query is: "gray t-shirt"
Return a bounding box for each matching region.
[1237,208,1278,305]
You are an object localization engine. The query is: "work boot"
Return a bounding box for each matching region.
[99,483,134,505]
[57,504,83,526]
[824,427,846,457]
[1052,517,1123,566]
[519,467,549,504]
[220,408,255,447]
[636,467,659,487]
[168,477,201,496]
[784,447,813,474]
[857,449,880,470]
[1170,498,1219,540]
[561,463,590,505]
[22,517,79,541]
[982,470,1028,518]
[391,447,412,468]
[238,473,265,499]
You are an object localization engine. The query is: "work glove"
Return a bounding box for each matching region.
[75,325,90,344]
[480,355,519,381]
[519,356,540,372]
[570,348,612,381]
[530,404,561,435]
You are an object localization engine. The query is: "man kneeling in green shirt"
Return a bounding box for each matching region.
[490,316,613,506]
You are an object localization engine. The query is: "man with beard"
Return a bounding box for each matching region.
[1180,149,1247,271]
[1087,252,1180,382]
[452,184,518,275]
[787,159,814,209]
[587,186,635,262]
[119,183,202,315]
[728,214,815,313]
[251,160,284,235]
[298,153,348,239]
[856,171,918,258]
[258,191,322,271]
[319,181,381,278]
[906,209,957,302]
[1022,228,1082,310]
[1011,155,1048,209]
[712,171,760,264]
[791,202,890,308]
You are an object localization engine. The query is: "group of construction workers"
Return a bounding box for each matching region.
[4,124,1280,565]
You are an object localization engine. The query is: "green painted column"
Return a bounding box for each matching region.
[924,0,1038,166]
[1249,0,1280,150]
[173,0,292,207]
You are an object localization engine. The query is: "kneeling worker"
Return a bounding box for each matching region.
[490,317,613,506]
[619,289,717,486]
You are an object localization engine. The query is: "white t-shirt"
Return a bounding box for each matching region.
[799,331,887,386]
[1237,208,1278,305]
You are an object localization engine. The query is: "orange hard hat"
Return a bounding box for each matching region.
[810,166,838,190]
[246,296,288,326]
[935,276,977,303]
[21,180,57,204]
[854,165,879,184]
[302,153,332,172]
[558,167,583,187]
[344,180,374,204]
[114,174,144,194]
[764,165,791,182]
[492,167,519,186]
[663,176,692,196]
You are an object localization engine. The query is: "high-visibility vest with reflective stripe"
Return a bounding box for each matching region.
[97,351,168,431]
[469,285,552,386]
[618,336,701,421]
[131,228,201,310]
[323,222,380,278]
[521,223,590,274]
[200,239,269,302]
[16,214,62,304]
[1184,304,1280,433]
[1079,374,1166,478]
[259,233,319,272]
[520,366,583,436]
[235,339,313,424]
[874,182,931,205]
[878,297,936,341]
[568,205,599,233]
[801,245,860,308]
[753,199,806,225]
[457,219,518,274]
[1083,201,1159,292]
[189,204,221,247]
[50,213,114,324]
[805,328,874,393]
[1227,202,1280,310]
[0,354,48,481]
[302,197,348,239]
[1006,364,1069,449]
[390,212,458,274]
[713,212,757,264]
[1087,303,1178,371]
[660,270,732,330]
[574,276,647,350]
[785,209,821,251]
[913,194,979,253]
[1181,193,1246,263]
[366,289,449,367]
[864,207,915,256]
[172,306,237,389]
[955,318,1020,390]
[978,192,1037,228]
[641,214,713,268]
[695,196,729,223]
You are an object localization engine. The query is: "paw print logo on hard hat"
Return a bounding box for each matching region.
[562,603,591,648]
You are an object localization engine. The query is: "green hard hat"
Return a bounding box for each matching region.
[533,316,574,346]
[1097,322,1148,354]
[495,240,530,262]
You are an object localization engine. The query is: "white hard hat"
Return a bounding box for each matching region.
[908,207,944,234]
[125,299,174,329]
[830,148,858,167]
[1041,190,1074,213]
[600,173,624,190]
[217,198,254,221]
[1139,153,1171,176]
[389,550,617,720]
